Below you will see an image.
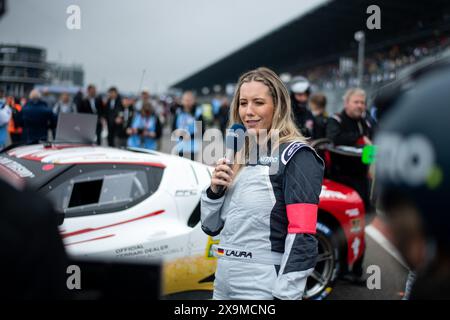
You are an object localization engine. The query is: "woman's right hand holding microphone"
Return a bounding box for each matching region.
[210,158,234,194]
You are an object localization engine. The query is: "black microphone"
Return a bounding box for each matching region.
[216,123,247,194]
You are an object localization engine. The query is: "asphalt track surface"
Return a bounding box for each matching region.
[327,233,409,300]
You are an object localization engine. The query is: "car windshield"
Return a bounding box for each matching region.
[45,166,160,217]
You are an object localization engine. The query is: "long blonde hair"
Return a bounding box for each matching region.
[228,67,306,173]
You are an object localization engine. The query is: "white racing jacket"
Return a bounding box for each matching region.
[201,141,324,300]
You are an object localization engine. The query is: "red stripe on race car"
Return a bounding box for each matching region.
[286,203,318,234]
[21,154,46,161]
[61,210,165,239]
[65,234,115,246]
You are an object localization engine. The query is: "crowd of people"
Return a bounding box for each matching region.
[297,32,450,91]
[1,75,375,185]
[0,85,233,153]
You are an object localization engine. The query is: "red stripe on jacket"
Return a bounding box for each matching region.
[286,203,318,234]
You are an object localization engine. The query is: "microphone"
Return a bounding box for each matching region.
[216,123,247,194]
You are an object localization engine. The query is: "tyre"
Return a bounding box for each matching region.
[303,221,341,300]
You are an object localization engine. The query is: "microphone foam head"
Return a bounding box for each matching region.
[225,123,247,152]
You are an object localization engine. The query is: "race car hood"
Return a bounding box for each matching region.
[0,153,73,190]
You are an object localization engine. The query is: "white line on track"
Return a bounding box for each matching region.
[365,225,409,269]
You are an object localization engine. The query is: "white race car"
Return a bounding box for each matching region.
[0,142,366,299]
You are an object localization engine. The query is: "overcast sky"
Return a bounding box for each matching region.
[0,0,326,93]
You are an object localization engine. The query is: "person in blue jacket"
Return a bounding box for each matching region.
[0,89,12,149]
[127,102,162,150]
[171,91,203,160]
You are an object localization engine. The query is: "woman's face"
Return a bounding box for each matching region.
[238,81,275,135]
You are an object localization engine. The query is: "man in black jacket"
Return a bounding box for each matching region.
[115,97,135,147]
[326,88,375,146]
[326,88,376,207]
[326,88,376,284]
[18,89,57,143]
[104,87,123,147]
[78,84,104,145]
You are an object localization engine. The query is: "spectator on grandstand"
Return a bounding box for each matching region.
[172,91,203,161]
[310,93,328,140]
[18,89,56,143]
[127,102,162,150]
[289,76,315,138]
[53,92,77,116]
[115,97,135,147]
[104,87,123,147]
[7,96,23,144]
[78,84,105,145]
[295,32,450,92]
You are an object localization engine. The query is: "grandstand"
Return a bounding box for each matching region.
[171,0,450,113]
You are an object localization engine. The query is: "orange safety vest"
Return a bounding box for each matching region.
[8,103,23,135]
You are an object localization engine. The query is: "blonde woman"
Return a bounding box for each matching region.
[201,67,324,300]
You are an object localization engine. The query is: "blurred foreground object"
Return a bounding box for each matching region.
[0,161,161,299]
[375,57,450,299]
[67,258,161,300]
[0,178,69,299]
